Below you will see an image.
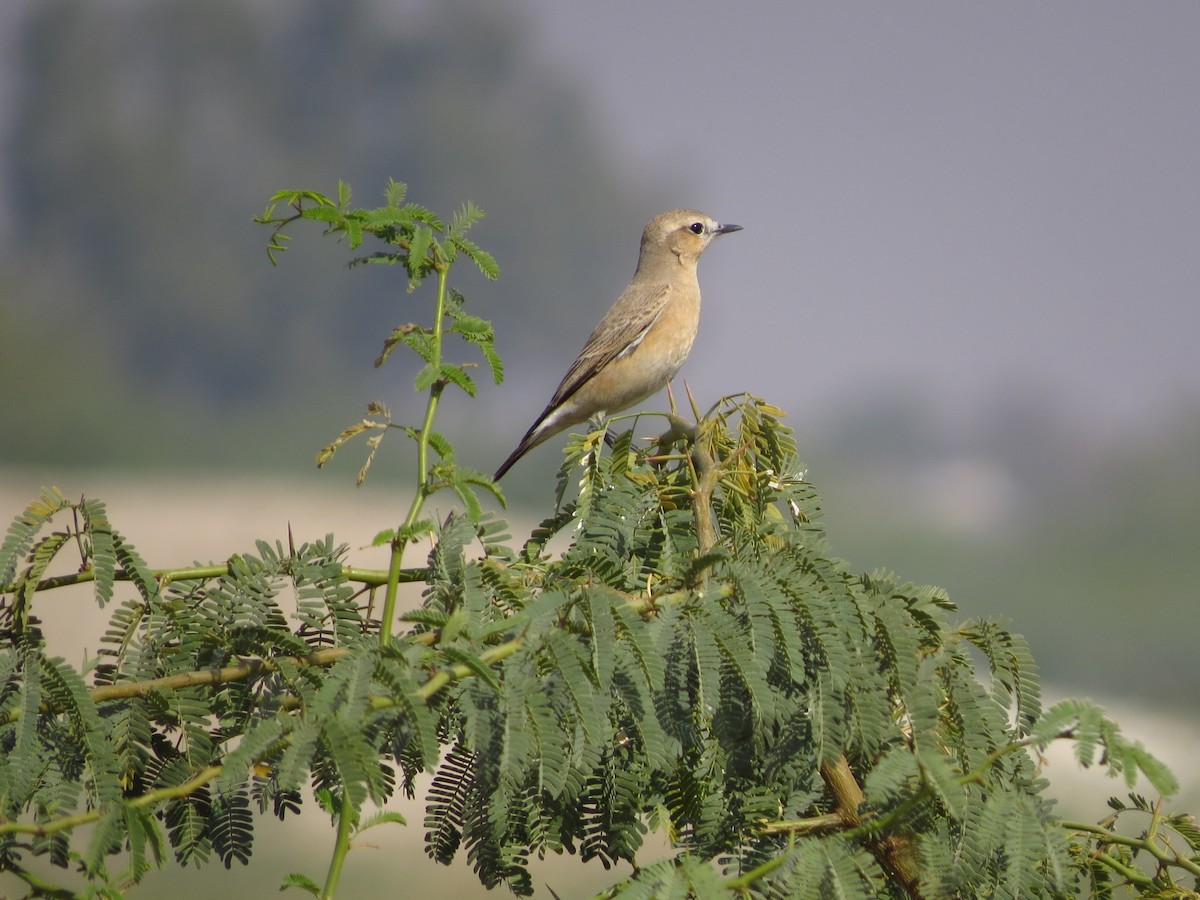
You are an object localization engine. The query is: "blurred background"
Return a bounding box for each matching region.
[2,0,1197,895]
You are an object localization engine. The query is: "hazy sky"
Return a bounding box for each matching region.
[510,2,1200,436]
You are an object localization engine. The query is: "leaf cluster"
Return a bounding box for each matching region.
[267,182,503,528]
[1,503,447,894]
[256,180,498,284]
[3,181,1192,899]
[0,399,1189,898]
[410,397,1184,898]
[1064,793,1200,895]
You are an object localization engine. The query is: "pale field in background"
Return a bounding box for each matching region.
[2,468,1195,897]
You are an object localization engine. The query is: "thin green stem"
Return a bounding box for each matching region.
[0,765,222,838]
[13,564,228,593]
[5,860,79,898]
[2,648,348,726]
[345,566,423,586]
[411,638,523,701]
[758,812,845,836]
[320,792,356,900]
[380,545,406,648]
[380,262,450,646]
[1063,819,1200,878]
[1,631,515,843]
[725,848,793,891]
[1089,849,1157,888]
[5,619,485,726]
[3,563,420,596]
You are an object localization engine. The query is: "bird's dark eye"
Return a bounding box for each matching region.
[689,222,704,235]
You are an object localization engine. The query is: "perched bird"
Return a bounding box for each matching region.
[494,209,742,480]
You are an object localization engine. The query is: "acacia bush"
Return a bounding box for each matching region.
[1,184,1195,898]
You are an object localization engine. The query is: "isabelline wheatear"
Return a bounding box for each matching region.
[494,209,741,480]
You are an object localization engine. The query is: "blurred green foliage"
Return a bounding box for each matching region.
[814,395,1200,699]
[3,411,1185,898]
[1,0,667,469]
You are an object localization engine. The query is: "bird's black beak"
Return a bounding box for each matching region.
[715,223,743,235]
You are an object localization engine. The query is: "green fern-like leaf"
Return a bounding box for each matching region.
[79,497,118,609]
[38,654,124,806]
[84,806,126,878]
[961,618,1042,733]
[0,486,70,588]
[112,530,161,605]
[209,786,255,869]
[9,647,45,803]
[279,871,322,896]
[164,782,213,868]
[121,803,167,885]
[426,742,476,864]
[374,649,439,773]
[544,629,602,741]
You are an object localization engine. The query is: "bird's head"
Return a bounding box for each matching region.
[640,208,742,268]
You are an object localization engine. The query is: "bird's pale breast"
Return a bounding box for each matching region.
[574,285,700,415]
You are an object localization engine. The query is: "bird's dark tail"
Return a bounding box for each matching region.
[493,420,545,480]
[492,443,527,481]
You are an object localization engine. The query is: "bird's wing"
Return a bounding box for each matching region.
[492,281,672,480]
[548,281,672,408]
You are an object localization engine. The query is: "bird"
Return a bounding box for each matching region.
[494,208,742,480]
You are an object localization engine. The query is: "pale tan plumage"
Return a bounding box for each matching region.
[494,209,741,480]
